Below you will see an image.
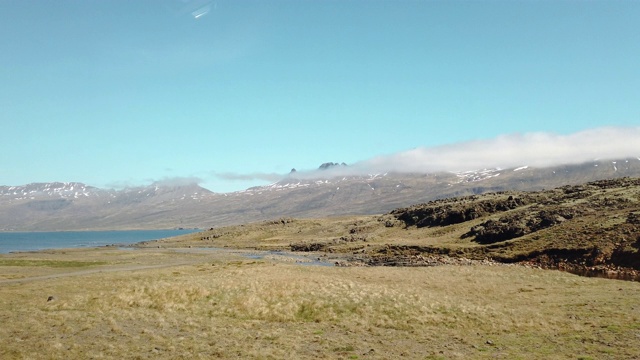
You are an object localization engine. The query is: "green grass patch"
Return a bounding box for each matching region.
[333,345,355,352]
[0,259,107,268]
[296,300,323,322]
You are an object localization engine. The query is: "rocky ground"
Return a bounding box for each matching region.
[131,178,640,281]
[367,177,640,281]
[148,177,640,282]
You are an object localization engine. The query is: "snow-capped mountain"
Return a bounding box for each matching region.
[2,158,640,231]
[0,182,214,203]
[0,182,107,200]
[236,158,640,195]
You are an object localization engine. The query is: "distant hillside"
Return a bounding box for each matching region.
[1,158,640,231]
[144,176,640,281]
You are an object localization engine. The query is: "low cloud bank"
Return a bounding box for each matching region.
[105,176,203,190]
[290,126,640,179]
[152,176,203,186]
[358,127,640,174]
[205,127,640,185]
[213,172,283,182]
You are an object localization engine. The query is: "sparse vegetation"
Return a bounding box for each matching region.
[1,248,640,359]
[146,177,640,280]
[0,259,107,268]
[2,177,640,358]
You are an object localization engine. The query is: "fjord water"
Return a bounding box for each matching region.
[0,229,200,253]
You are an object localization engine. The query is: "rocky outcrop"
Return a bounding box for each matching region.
[318,162,347,170]
[626,212,640,225]
[464,208,581,244]
[290,242,327,252]
[390,195,531,228]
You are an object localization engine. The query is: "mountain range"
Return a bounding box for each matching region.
[2,158,640,231]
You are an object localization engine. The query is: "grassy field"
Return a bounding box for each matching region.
[2,179,640,358]
[1,246,640,359]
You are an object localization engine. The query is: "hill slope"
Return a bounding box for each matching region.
[144,177,640,281]
[2,158,640,230]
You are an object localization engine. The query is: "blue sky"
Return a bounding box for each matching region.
[1,0,639,192]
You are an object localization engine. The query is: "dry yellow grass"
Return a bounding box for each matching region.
[1,247,640,359]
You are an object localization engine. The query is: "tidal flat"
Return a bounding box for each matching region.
[1,246,640,359]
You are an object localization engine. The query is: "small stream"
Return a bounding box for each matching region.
[554,266,640,282]
[133,246,640,281]
[242,250,335,266]
[170,247,336,267]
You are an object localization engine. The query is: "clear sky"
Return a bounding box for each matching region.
[1,0,639,192]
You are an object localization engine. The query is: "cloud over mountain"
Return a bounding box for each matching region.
[213,172,283,182]
[203,127,640,185]
[152,176,203,187]
[357,126,640,173]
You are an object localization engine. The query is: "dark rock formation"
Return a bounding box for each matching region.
[318,162,347,170]
[390,195,530,228]
[464,208,580,244]
[290,242,327,252]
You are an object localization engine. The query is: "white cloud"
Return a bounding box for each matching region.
[152,176,203,186]
[105,176,203,190]
[204,127,640,187]
[213,172,283,182]
[356,126,640,173]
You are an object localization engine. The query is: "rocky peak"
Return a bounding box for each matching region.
[318,162,347,170]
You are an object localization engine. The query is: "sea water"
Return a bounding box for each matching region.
[0,229,200,253]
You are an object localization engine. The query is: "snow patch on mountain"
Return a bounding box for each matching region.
[236,173,391,194]
[0,182,104,200]
[453,168,502,183]
[0,182,214,202]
